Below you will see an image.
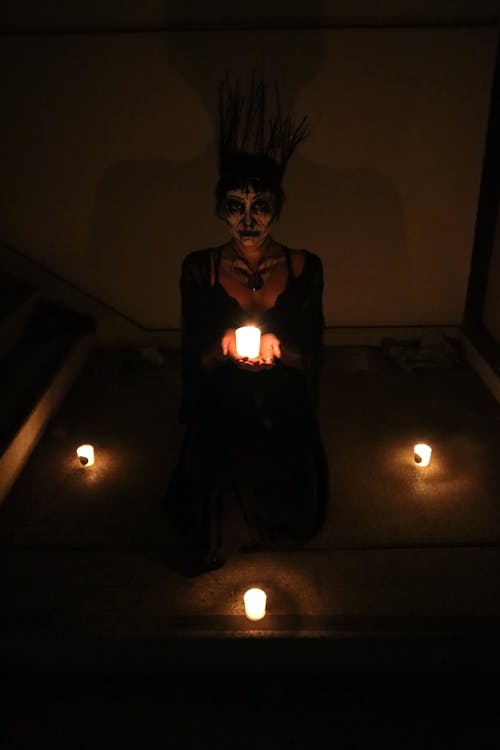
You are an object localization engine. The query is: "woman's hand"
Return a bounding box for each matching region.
[221,329,239,359]
[259,333,281,364]
[236,332,281,371]
[221,330,281,371]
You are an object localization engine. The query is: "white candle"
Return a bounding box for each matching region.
[76,444,95,466]
[414,443,432,467]
[244,588,267,621]
[235,326,261,359]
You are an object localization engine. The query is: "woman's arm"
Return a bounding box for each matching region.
[180,250,227,375]
[279,252,325,372]
[179,250,228,421]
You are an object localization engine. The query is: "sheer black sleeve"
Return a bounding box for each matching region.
[299,251,325,370]
[178,249,225,422]
[277,251,325,405]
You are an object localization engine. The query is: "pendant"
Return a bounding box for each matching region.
[247,272,264,292]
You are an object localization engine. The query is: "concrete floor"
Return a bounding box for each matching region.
[0,342,499,745]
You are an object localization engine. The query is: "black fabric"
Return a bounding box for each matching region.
[165,246,329,560]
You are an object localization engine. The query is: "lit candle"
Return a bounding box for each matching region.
[76,444,95,466]
[414,443,432,467]
[244,587,267,621]
[235,326,261,359]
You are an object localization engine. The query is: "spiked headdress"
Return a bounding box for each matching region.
[218,74,310,189]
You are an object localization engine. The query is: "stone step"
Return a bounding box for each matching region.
[0,297,96,503]
[0,277,40,358]
[0,302,95,451]
[0,546,499,672]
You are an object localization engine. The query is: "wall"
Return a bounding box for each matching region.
[484,207,500,344]
[0,24,496,333]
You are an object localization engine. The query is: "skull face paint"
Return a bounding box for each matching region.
[222,187,276,247]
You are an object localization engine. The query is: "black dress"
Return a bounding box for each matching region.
[165,245,328,563]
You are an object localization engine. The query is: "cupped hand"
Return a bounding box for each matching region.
[259,333,281,364]
[236,357,273,371]
[221,330,281,371]
[221,329,238,359]
[236,333,281,371]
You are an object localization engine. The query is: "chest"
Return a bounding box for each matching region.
[218,258,289,313]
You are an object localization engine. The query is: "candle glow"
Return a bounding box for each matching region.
[244,587,267,621]
[76,444,95,466]
[235,326,261,359]
[414,443,432,467]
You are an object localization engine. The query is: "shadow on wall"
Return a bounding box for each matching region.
[88,19,427,328]
[281,161,411,325]
[157,12,330,114]
[0,19,492,330]
[88,154,220,329]
[87,20,331,329]
[88,156,409,329]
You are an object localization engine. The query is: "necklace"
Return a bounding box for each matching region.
[245,270,265,292]
[230,249,281,292]
[232,260,271,291]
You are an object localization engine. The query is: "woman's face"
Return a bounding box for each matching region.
[221,186,276,248]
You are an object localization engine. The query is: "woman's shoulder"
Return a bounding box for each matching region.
[181,247,221,285]
[180,250,210,289]
[182,247,214,270]
[297,248,323,267]
[285,246,323,278]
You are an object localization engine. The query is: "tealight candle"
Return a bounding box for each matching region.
[235,326,261,359]
[244,588,267,621]
[76,444,95,466]
[414,443,432,467]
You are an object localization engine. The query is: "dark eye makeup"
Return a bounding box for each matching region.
[252,201,271,214]
[226,199,244,214]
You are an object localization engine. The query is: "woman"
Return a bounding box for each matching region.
[165,79,328,575]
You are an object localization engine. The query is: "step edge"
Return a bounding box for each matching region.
[0,331,95,504]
